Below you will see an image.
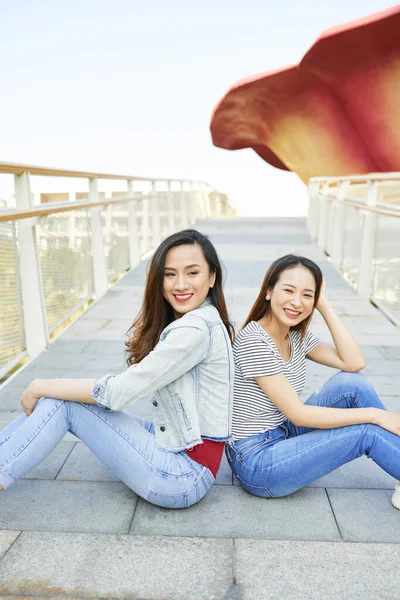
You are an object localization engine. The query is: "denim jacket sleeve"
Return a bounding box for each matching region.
[92,315,210,411]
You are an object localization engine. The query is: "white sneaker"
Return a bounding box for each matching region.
[392,482,400,509]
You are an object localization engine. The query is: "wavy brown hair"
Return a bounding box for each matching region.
[126,229,234,365]
[243,254,323,338]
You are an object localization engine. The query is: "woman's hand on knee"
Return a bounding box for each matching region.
[20,380,42,416]
[374,410,400,437]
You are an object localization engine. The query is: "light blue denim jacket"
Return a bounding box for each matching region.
[92,299,234,452]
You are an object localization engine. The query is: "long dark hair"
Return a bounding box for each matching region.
[126,229,234,365]
[243,254,323,337]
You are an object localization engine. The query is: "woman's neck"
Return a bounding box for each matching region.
[258,314,290,342]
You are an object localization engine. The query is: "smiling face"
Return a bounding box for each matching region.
[267,266,316,328]
[163,243,216,318]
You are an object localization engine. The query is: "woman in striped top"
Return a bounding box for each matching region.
[227,254,400,509]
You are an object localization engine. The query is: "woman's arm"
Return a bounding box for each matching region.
[21,378,96,416]
[20,315,209,415]
[306,285,365,372]
[255,373,400,435]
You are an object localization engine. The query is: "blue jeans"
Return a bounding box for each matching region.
[226,371,400,497]
[0,398,214,508]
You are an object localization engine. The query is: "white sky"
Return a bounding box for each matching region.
[0,0,396,216]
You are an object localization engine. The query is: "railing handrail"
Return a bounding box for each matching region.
[0,194,148,222]
[0,160,214,186]
[310,172,400,184]
[320,194,400,219]
[307,173,400,325]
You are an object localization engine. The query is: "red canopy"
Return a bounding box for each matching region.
[210,6,400,183]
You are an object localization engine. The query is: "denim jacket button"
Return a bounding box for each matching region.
[160,426,166,432]
[152,400,158,407]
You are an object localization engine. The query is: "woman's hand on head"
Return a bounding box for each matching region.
[20,380,42,416]
[315,280,329,313]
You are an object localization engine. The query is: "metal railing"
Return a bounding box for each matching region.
[0,162,233,378]
[307,173,400,326]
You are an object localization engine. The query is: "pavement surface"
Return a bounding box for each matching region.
[1,217,400,599]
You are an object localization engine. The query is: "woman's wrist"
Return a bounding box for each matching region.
[316,296,331,316]
[369,408,382,426]
[29,379,43,395]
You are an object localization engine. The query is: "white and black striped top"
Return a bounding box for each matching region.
[232,321,321,440]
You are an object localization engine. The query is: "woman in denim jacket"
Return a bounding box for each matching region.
[227,254,400,508]
[0,230,234,508]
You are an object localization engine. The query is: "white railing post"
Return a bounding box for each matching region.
[167,181,176,234]
[317,181,329,250]
[215,193,223,218]
[189,182,197,224]
[14,172,48,358]
[358,179,378,298]
[307,180,319,240]
[151,180,161,248]
[179,182,189,229]
[127,180,140,268]
[201,184,211,218]
[331,181,348,268]
[142,190,150,252]
[89,178,108,297]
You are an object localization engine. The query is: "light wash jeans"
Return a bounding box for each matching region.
[227,371,400,497]
[0,398,214,508]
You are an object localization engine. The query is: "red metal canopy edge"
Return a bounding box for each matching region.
[210,6,400,183]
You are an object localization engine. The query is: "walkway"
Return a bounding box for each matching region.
[0,218,400,599]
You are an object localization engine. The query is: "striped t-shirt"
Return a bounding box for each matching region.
[232,321,321,440]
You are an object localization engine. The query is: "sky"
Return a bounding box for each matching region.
[0,0,397,216]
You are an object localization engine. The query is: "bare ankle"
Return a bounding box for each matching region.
[0,486,3,491]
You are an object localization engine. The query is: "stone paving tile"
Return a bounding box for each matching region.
[131,485,340,541]
[209,233,314,245]
[360,359,400,376]
[383,346,400,359]
[45,339,91,354]
[215,452,233,485]
[307,456,396,489]
[380,396,400,414]
[23,441,75,480]
[217,244,328,264]
[85,298,142,321]
[311,321,399,340]
[0,481,137,534]
[235,539,400,600]
[0,386,24,411]
[305,358,400,379]
[197,217,308,232]
[324,301,384,317]
[114,260,149,286]
[327,488,400,543]
[361,346,393,359]
[61,318,110,339]
[0,532,234,599]
[57,442,119,482]
[0,531,20,559]
[84,340,128,356]
[338,316,398,335]
[216,244,325,262]
[65,327,128,342]
[341,334,400,346]
[26,351,125,372]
